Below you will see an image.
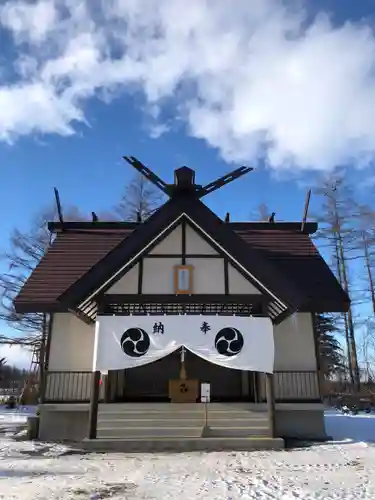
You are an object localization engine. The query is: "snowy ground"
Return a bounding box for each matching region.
[0,407,374,499]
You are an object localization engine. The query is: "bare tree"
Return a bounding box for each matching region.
[314,175,361,389]
[115,172,165,221]
[0,204,89,388]
[0,205,88,339]
[258,203,271,221]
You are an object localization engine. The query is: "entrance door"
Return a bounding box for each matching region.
[113,349,252,402]
[186,351,244,401]
[121,349,181,401]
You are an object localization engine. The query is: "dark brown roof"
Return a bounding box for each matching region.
[235,229,348,309]
[14,229,131,310]
[14,223,348,313]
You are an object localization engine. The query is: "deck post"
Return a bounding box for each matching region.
[88,370,100,439]
[265,372,276,437]
[103,373,111,403]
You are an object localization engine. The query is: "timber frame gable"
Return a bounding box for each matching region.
[58,193,305,324]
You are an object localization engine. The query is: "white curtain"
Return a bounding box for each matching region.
[93,315,274,374]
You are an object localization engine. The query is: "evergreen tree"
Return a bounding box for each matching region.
[315,313,345,378]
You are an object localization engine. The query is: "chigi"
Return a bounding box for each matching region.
[14,155,350,451]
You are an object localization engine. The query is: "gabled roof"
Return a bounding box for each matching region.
[57,195,301,312]
[13,209,350,319]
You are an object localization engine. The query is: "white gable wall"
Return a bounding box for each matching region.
[228,264,260,294]
[107,263,139,294]
[142,257,181,293]
[104,221,262,295]
[149,224,182,254]
[185,224,218,254]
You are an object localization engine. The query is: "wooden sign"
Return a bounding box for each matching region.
[173,265,194,294]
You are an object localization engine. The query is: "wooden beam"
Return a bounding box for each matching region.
[145,254,222,258]
[88,371,100,440]
[101,293,268,305]
[265,373,276,438]
[39,313,54,405]
[311,312,323,401]
[301,189,312,232]
[53,188,64,225]
[181,218,186,265]
[137,259,143,295]
[224,259,229,295]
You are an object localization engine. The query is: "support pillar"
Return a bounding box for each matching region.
[88,370,100,439]
[103,373,110,403]
[265,372,276,438]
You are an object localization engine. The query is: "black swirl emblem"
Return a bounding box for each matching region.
[215,327,244,357]
[121,328,150,357]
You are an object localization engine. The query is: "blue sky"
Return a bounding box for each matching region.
[1,0,375,366]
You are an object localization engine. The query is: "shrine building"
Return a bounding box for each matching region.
[14,156,349,451]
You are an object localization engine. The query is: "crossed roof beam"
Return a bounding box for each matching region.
[123,156,254,199]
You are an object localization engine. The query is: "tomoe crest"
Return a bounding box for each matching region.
[215,327,244,357]
[121,328,150,357]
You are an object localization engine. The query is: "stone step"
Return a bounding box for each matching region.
[98,409,268,419]
[97,426,204,439]
[97,418,269,429]
[82,436,285,452]
[98,403,268,412]
[205,426,271,437]
[97,425,270,439]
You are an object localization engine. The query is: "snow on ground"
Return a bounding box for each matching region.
[0,407,373,499]
[0,406,36,435]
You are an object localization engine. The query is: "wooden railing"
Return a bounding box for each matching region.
[43,370,320,403]
[258,371,320,402]
[44,371,93,402]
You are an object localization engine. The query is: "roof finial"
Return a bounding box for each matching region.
[136,211,142,223]
[301,189,312,232]
[225,212,230,223]
[92,212,99,223]
[53,188,64,226]
[268,212,276,223]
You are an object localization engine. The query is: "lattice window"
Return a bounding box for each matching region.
[101,302,253,316]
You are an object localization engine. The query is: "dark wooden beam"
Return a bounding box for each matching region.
[224,259,229,295]
[145,253,222,258]
[88,370,100,440]
[48,221,140,232]
[229,221,318,234]
[298,300,350,313]
[39,313,53,405]
[44,313,54,372]
[272,308,295,325]
[123,156,170,196]
[47,220,318,234]
[181,218,186,265]
[13,301,68,314]
[265,373,276,437]
[101,293,268,305]
[301,189,312,232]
[138,259,143,294]
[311,312,323,401]
[53,188,64,225]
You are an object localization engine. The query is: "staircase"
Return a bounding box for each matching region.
[83,403,284,452]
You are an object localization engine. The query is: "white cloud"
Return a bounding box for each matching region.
[1,0,375,171]
[0,344,32,369]
[0,0,57,44]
